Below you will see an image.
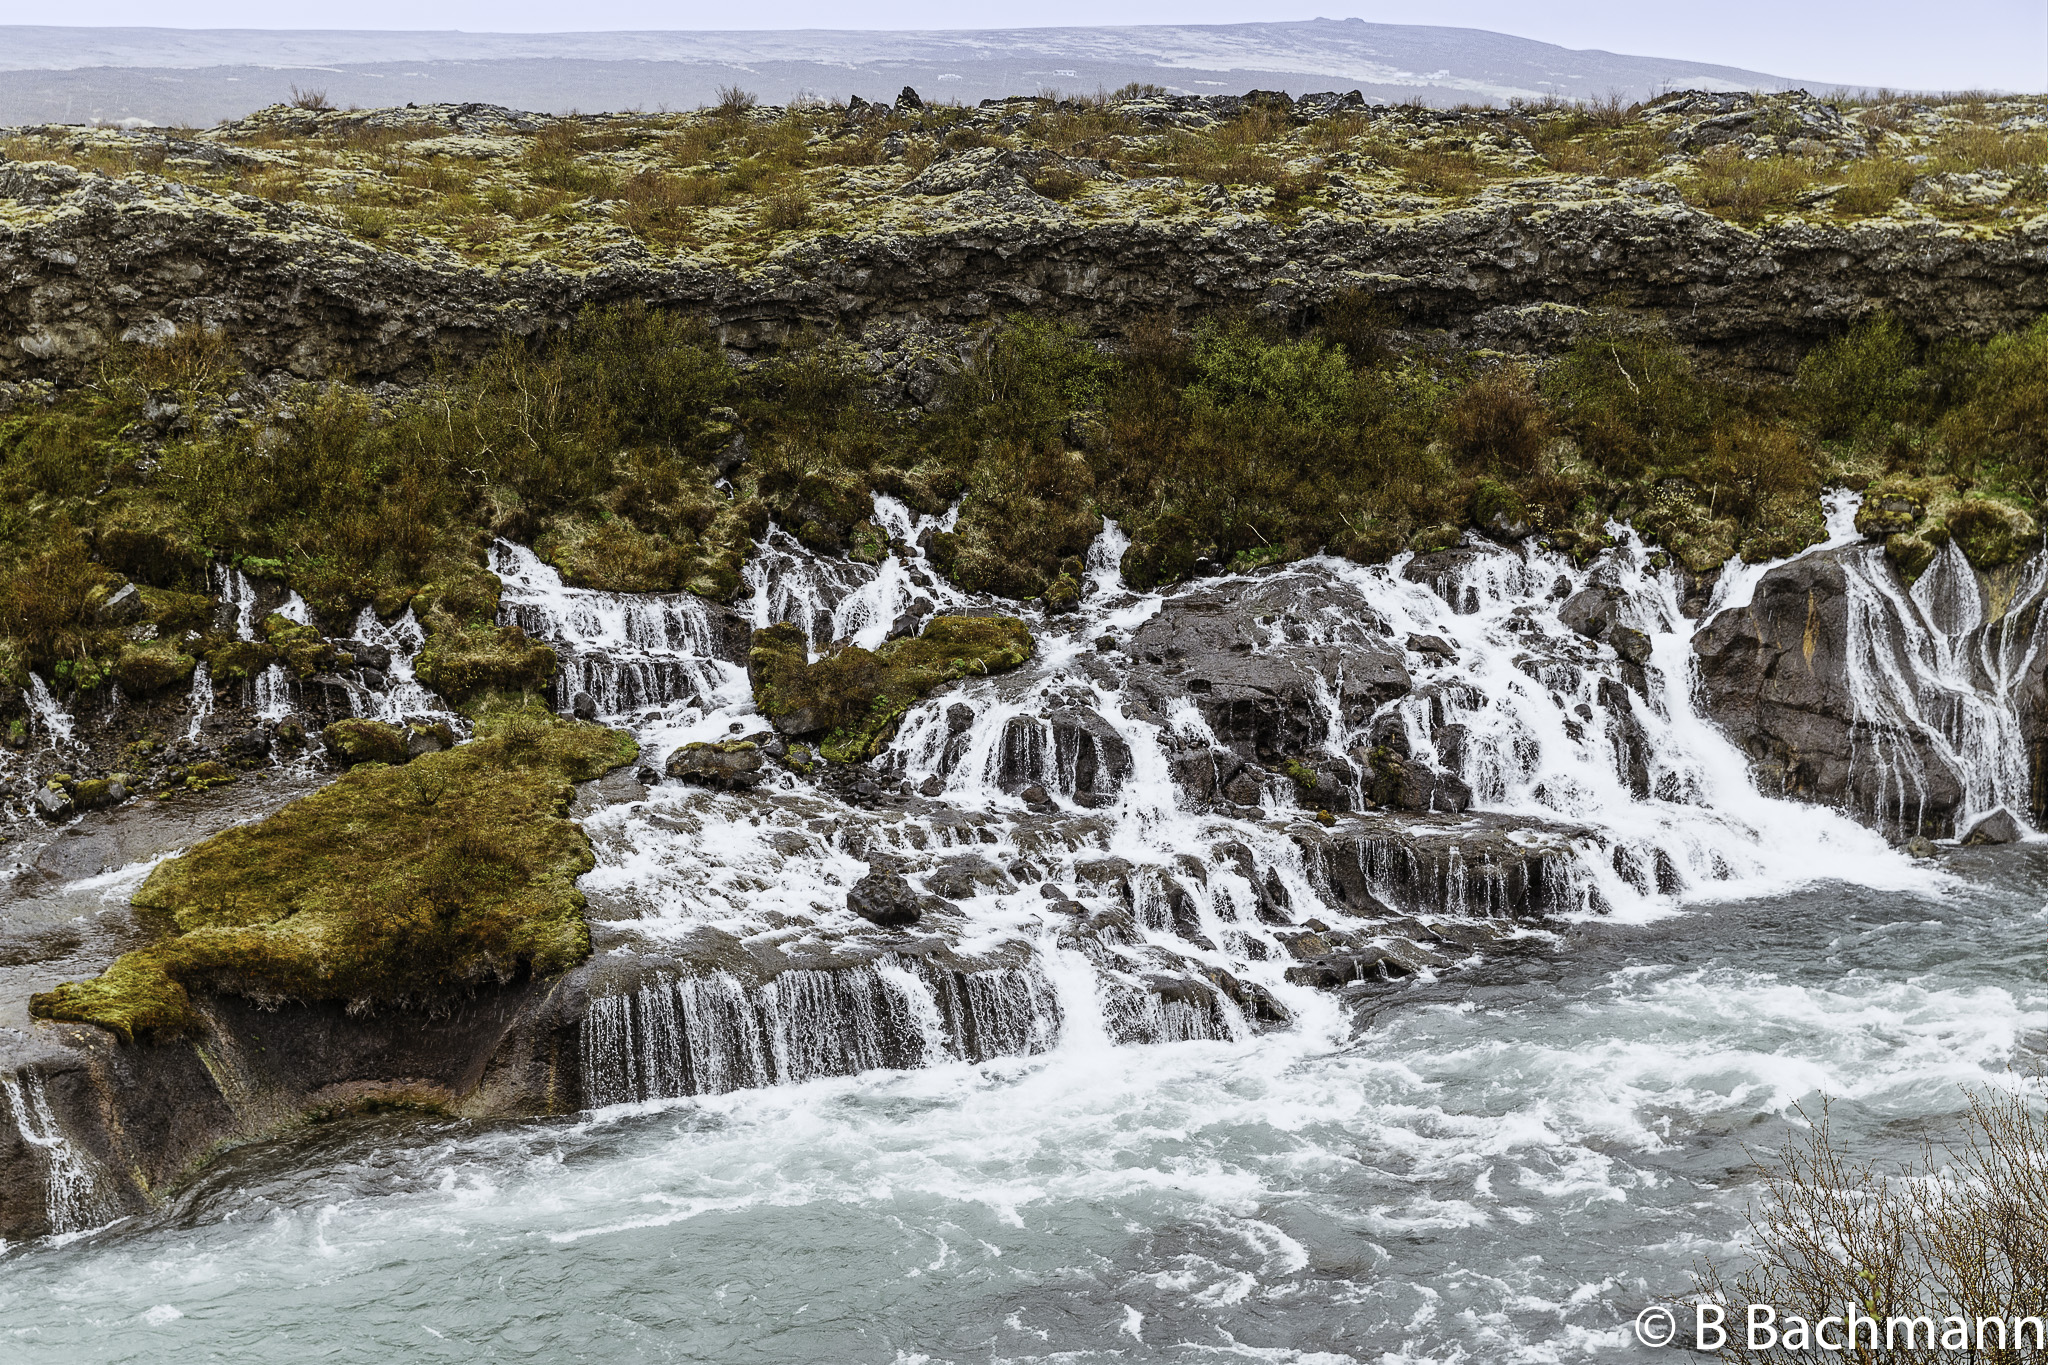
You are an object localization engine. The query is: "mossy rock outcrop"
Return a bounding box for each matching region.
[322,718,411,767]
[749,614,1034,763]
[112,639,196,695]
[415,622,557,710]
[30,709,638,1042]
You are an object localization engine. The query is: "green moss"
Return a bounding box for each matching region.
[31,711,637,1041]
[750,614,1034,762]
[1945,498,2036,569]
[1887,532,1938,581]
[1471,478,1530,537]
[323,718,411,767]
[183,760,238,791]
[415,622,557,710]
[113,639,197,695]
[203,638,276,685]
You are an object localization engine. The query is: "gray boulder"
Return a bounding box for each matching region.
[1961,808,2024,846]
[846,870,923,927]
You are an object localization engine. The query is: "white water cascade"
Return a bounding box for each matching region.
[1834,539,2048,836]
[22,673,74,749]
[492,541,749,731]
[487,492,1936,1114]
[0,1070,118,1238]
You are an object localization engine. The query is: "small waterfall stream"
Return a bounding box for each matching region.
[0,1071,118,1238]
[1836,540,2048,835]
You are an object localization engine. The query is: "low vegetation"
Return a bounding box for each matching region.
[1698,1089,2048,1363]
[29,706,637,1040]
[749,614,1034,762]
[0,88,2040,274]
[5,297,2048,722]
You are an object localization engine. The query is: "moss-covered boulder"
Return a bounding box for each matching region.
[323,717,411,767]
[203,638,277,684]
[749,614,1033,763]
[113,639,196,695]
[261,612,339,677]
[415,622,557,709]
[31,709,638,1042]
[665,735,770,790]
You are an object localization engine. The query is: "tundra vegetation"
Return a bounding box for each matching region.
[4,301,2048,709]
[1,85,2040,266]
[31,703,637,1040]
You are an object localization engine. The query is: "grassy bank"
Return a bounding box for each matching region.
[29,707,636,1040]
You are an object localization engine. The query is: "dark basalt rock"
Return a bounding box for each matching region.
[1126,575,1410,766]
[1559,584,1625,641]
[664,736,771,790]
[846,869,925,927]
[1693,546,1966,839]
[995,706,1132,803]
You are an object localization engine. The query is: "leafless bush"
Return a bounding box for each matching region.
[1697,1087,2048,1363]
[288,85,332,112]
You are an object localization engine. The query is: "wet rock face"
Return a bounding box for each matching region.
[1693,547,1966,838]
[995,707,1132,806]
[1125,577,1410,765]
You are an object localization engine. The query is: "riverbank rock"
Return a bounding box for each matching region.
[1693,547,1966,839]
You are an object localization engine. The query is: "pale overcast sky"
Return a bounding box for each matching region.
[36,2,2047,93]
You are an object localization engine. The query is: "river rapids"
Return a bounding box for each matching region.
[2,492,2044,1363]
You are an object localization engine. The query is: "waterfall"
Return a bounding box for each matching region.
[739,496,964,652]
[183,661,214,740]
[251,663,294,722]
[24,673,74,748]
[212,563,262,641]
[1834,541,2048,835]
[579,960,1061,1107]
[0,1070,117,1237]
[490,542,743,718]
[488,490,1926,1119]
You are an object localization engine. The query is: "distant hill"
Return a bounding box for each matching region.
[0,20,1817,127]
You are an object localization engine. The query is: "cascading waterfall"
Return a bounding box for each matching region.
[579,960,1062,1106]
[1834,539,2048,835]
[0,1071,117,1237]
[343,607,447,724]
[740,495,965,651]
[23,673,74,748]
[490,490,1943,1117]
[492,541,745,719]
[183,662,215,740]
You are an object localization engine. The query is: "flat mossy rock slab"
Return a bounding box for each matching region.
[30,711,637,1042]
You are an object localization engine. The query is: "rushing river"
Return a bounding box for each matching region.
[2,847,2040,1363]
[6,488,2046,1361]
